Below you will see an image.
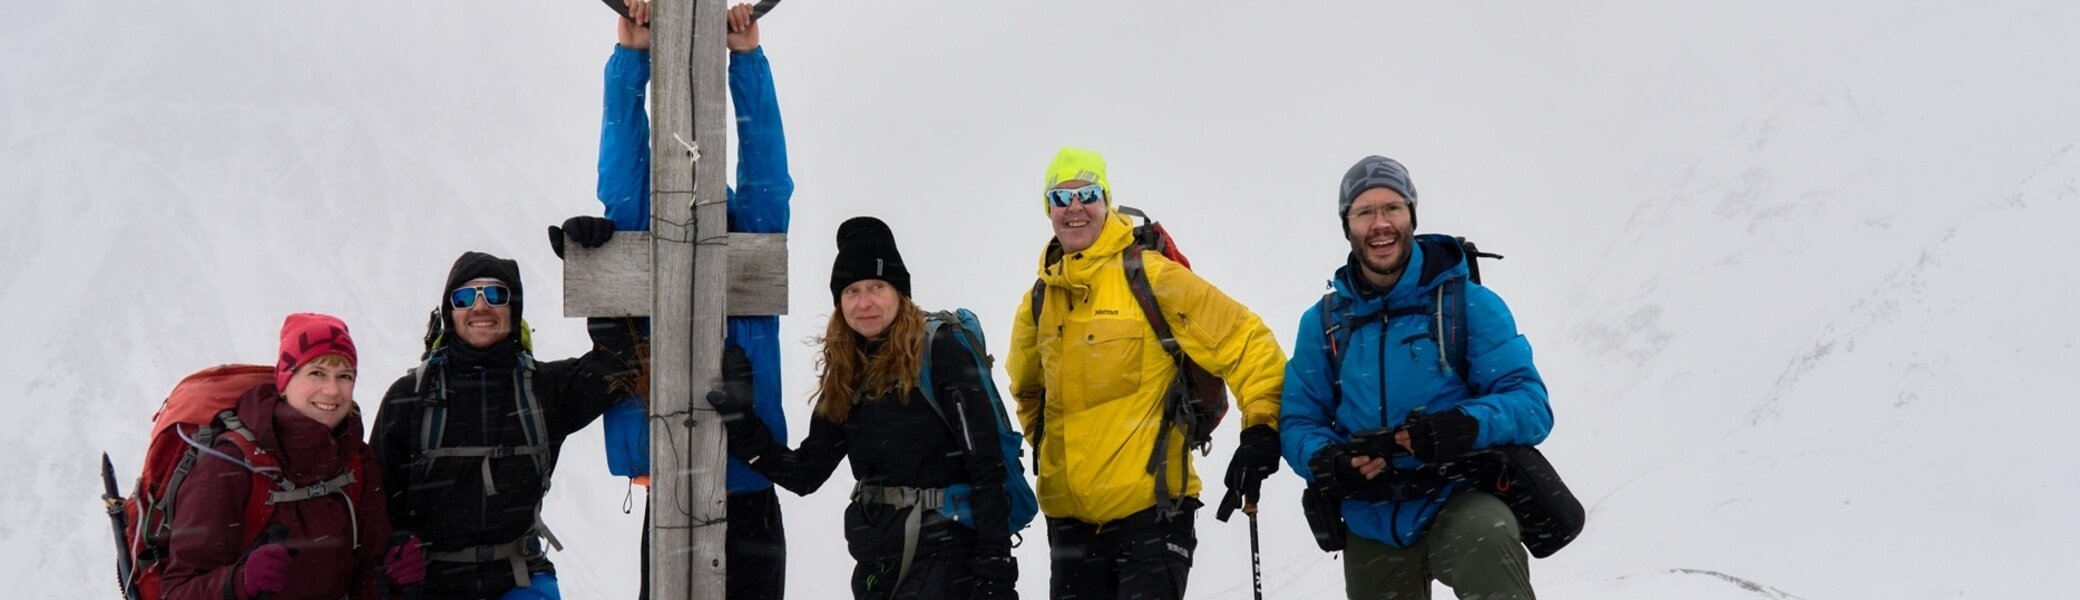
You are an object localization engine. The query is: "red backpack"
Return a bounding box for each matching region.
[101,364,366,600]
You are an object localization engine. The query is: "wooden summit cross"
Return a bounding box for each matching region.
[558,0,786,598]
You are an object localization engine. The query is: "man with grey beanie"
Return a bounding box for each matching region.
[1278,156,1555,599]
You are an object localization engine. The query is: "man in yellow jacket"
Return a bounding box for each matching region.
[1007,146,1289,600]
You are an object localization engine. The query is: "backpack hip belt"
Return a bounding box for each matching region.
[425,531,550,588]
[853,483,948,511]
[853,482,949,596]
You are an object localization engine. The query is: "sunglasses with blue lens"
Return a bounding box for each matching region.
[1045,184,1107,208]
[449,284,512,309]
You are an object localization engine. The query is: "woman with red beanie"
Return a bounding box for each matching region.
[160,313,427,599]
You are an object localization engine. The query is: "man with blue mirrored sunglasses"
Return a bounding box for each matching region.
[448,283,512,309]
[370,251,636,600]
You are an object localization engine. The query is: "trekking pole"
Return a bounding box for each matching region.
[101,453,139,600]
[1245,492,1264,600]
[1216,486,1266,600]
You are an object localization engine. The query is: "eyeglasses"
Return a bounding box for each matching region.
[1346,201,1409,225]
[449,284,512,309]
[1045,184,1107,208]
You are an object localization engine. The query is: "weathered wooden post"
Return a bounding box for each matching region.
[559,0,773,597]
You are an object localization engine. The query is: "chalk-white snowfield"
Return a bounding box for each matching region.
[4,1,2074,598]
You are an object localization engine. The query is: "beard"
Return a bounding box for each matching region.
[1351,229,1413,287]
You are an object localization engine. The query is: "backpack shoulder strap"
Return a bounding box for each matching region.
[915,313,952,420]
[412,355,448,455]
[1317,291,1353,409]
[513,352,550,454]
[1120,247,1181,356]
[1437,277,1474,392]
[1122,245,1196,515]
[1028,279,1045,326]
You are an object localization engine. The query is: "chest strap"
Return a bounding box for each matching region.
[417,445,550,497]
[265,470,356,504]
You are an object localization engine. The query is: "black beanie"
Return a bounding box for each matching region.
[829,217,912,305]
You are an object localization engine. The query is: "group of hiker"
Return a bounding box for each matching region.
[117,2,1567,600]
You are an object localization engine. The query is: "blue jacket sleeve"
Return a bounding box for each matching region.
[1458,284,1552,448]
[724,47,791,234]
[1280,304,1344,482]
[598,45,652,231]
[721,47,792,492]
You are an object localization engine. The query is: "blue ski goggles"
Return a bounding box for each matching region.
[1044,184,1107,208]
[449,284,512,309]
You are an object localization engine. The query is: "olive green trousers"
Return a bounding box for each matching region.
[1343,492,1534,600]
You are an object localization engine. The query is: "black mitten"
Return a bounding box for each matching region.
[563,215,618,248]
[1402,408,1480,464]
[1307,444,1372,495]
[704,344,756,422]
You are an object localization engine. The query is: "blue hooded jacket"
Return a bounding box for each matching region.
[1280,235,1552,547]
[596,44,794,493]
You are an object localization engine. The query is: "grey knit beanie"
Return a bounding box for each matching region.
[1338,155,1419,230]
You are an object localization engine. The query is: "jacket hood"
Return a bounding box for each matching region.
[1035,210,1136,292]
[1330,234,1472,308]
[433,251,525,357]
[234,383,366,484]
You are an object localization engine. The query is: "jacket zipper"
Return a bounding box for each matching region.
[1376,320,1407,547]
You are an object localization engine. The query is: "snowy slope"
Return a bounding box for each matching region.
[5,1,2077,599]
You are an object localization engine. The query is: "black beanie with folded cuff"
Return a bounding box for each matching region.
[829,216,912,305]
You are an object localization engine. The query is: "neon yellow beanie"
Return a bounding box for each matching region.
[1042,146,1112,213]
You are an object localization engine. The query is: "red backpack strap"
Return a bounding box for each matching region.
[214,414,285,549]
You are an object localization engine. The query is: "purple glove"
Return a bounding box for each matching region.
[237,543,292,599]
[385,535,426,586]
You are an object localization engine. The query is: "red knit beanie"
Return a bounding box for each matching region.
[276,313,358,391]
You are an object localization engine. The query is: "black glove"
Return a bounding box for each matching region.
[1399,408,1480,464]
[586,317,646,371]
[969,555,1018,600]
[1225,424,1283,496]
[1307,444,1374,496]
[1217,424,1282,521]
[704,344,755,423]
[548,215,617,259]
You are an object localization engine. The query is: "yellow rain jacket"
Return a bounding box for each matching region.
[1007,210,1287,524]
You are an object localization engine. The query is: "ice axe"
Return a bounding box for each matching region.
[101,453,139,600]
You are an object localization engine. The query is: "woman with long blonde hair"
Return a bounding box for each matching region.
[709,217,1019,599]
